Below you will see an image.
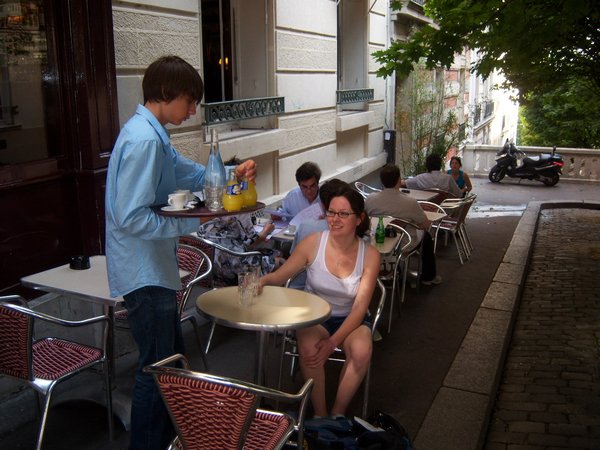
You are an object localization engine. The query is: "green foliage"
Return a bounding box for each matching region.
[375,0,600,99]
[518,78,600,149]
[398,68,460,175]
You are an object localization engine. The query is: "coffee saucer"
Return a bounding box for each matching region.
[161,205,192,212]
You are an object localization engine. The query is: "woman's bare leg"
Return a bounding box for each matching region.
[331,325,372,416]
[297,325,329,417]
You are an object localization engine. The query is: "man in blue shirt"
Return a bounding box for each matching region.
[105,55,255,450]
[279,161,322,217]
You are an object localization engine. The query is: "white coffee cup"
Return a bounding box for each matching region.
[175,189,194,202]
[168,192,187,209]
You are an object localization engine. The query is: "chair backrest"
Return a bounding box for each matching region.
[354,181,381,198]
[176,244,212,316]
[385,221,413,255]
[179,235,216,288]
[423,188,452,204]
[196,235,263,259]
[0,297,34,381]
[146,355,300,450]
[417,200,446,215]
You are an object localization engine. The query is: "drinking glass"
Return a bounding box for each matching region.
[238,272,254,308]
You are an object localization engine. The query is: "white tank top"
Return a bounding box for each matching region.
[306,231,366,317]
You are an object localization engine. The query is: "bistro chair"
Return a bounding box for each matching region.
[423,187,453,204]
[354,181,381,198]
[144,353,313,450]
[437,194,477,263]
[0,295,113,450]
[277,277,386,418]
[377,221,419,333]
[193,233,263,353]
[114,244,211,369]
[417,200,447,253]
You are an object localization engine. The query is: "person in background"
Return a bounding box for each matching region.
[401,153,462,198]
[105,55,256,450]
[261,185,380,418]
[447,156,472,197]
[279,162,322,217]
[366,164,441,285]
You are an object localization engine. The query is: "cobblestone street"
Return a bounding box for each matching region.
[486,208,600,449]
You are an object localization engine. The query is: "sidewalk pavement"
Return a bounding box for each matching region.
[1,177,599,449]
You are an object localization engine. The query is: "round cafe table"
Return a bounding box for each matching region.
[196,285,331,385]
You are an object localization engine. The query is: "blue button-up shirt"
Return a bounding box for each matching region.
[280,186,319,217]
[105,105,205,297]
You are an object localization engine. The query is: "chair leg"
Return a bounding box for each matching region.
[184,315,210,370]
[453,231,465,264]
[277,332,287,390]
[387,270,400,333]
[35,384,56,450]
[205,321,217,353]
[362,365,371,419]
[103,359,114,441]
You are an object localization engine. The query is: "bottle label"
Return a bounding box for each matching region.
[241,180,248,190]
[226,183,241,195]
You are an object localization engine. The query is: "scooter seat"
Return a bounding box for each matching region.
[523,154,552,165]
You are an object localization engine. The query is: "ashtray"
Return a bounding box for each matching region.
[70,255,90,270]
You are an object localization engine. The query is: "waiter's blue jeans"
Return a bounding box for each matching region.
[124,286,185,450]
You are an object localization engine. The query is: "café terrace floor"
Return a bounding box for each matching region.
[1,176,599,450]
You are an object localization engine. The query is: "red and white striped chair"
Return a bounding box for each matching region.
[0,295,113,450]
[144,353,313,450]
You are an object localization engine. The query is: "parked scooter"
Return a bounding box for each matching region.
[489,140,564,186]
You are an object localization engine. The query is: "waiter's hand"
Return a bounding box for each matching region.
[235,160,257,182]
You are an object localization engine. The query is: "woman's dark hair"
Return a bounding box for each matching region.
[330,185,370,238]
[143,55,204,104]
[319,179,347,208]
[450,156,462,168]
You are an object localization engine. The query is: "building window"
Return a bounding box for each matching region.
[201,0,269,105]
[0,0,56,165]
[337,0,368,111]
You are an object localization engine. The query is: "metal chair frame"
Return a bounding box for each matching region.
[277,277,386,418]
[145,353,313,450]
[354,181,381,198]
[114,243,211,369]
[0,295,113,450]
[423,187,453,204]
[438,195,477,261]
[194,234,263,353]
[417,200,448,253]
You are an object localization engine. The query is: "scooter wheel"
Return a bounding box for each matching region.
[542,172,560,186]
[489,165,505,183]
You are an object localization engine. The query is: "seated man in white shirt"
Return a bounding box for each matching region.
[401,153,462,199]
[278,162,322,217]
[366,164,441,285]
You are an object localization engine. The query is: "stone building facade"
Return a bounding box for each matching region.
[111,0,392,205]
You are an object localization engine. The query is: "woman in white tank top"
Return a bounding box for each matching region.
[261,185,380,418]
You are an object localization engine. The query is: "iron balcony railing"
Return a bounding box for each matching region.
[204,96,285,125]
[336,88,374,105]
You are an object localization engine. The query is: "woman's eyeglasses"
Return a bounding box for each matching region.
[325,210,357,219]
